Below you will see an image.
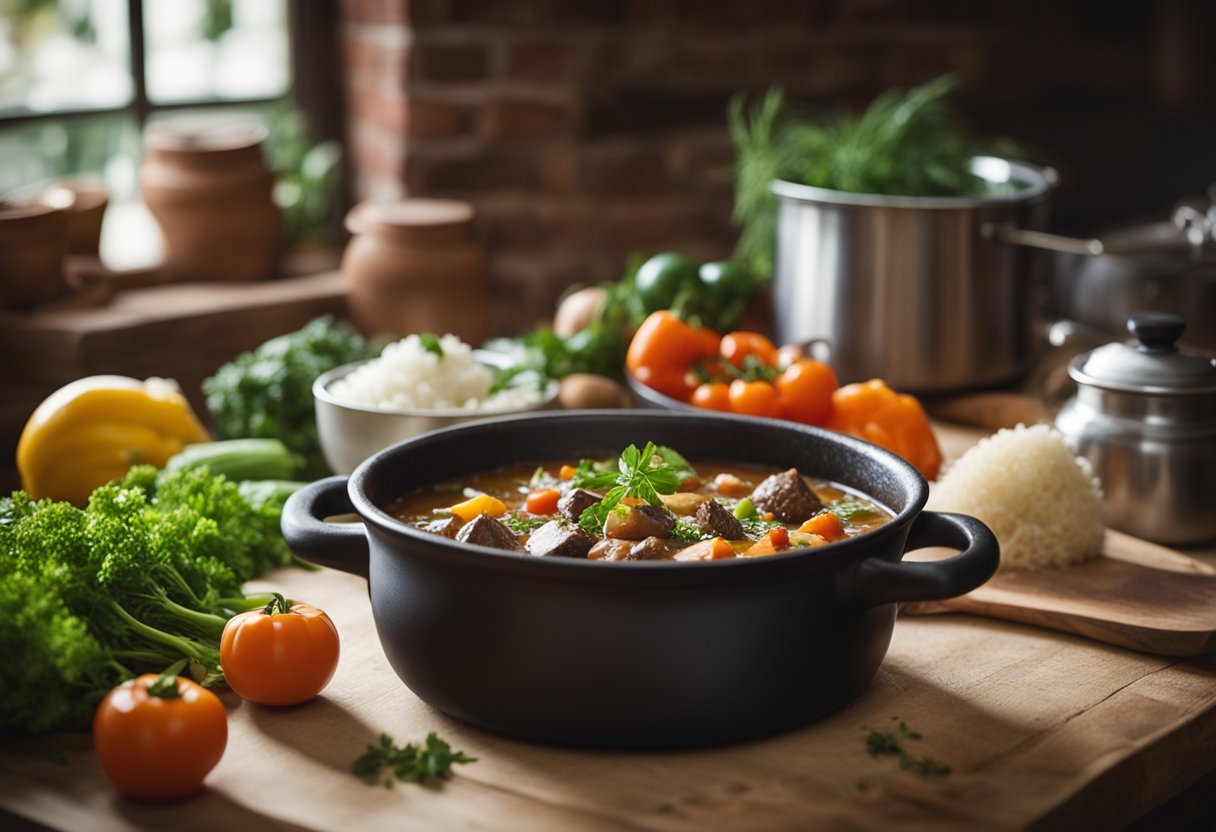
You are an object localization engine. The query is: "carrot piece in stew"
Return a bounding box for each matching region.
[672,537,736,562]
[745,527,791,557]
[797,512,846,542]
[525,489,560,515]
[558,465,577,480]
[449,494,508,522]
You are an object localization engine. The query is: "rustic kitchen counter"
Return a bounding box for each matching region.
[2,423,1214,832]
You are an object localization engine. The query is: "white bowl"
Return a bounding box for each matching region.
[314,353,559,474]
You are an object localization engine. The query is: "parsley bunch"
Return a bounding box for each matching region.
[571,443,695,533]
[353,732,476,787]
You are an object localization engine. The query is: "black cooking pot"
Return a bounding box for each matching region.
[281,410,998,749]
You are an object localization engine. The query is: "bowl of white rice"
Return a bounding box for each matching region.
[314,333,558,474]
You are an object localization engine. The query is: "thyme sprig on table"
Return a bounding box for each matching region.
[862,720,952,779]
[354,732,476,788]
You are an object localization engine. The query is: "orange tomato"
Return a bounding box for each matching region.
[728,379,783,418]
[690,382,731,412]
[525,488,560,515]
[626,311,721,401]
[828,379,942,480]
[776,359,838,426]
[93,670,228,801]
[720,331,779,369]
[220,594,340,706]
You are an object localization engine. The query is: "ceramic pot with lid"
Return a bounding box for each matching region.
[139,118,282,281]
[1055,313,1216,545]
[341,199,491,344]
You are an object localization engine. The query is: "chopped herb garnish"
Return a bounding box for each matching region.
[418,333,445,358]
[671,521,708,543]
[573,442,686,533]
[501,514,548,534]
[354,732,476,787]
[741,516,784,537]
[862,721,950,778]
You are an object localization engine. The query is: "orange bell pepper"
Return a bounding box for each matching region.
[827,379,942,480]
[626,311,721,401]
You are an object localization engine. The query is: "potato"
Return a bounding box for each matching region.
[553,287,609,338]
[558,374,631,410]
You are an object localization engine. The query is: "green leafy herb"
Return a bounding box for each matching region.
[0,466,297,732]
[572,443,687,534]
[203,316,380,479]
[730,75,1018,280]
[418,333,445,358]
[354,732,476,787]
[863,721,951,778]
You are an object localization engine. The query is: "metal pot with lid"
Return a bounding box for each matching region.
[1055,313,1216,545]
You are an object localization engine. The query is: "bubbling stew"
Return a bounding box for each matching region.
[386,442,892,561]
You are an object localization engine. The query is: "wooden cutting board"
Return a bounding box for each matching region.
[903,530,1216,657]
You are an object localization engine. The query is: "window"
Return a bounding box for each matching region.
[0,0,295,268]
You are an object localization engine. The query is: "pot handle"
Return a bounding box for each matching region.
[852,512,998,608]
[280,476,370,579]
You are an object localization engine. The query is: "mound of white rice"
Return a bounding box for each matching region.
[328,333,545,412]
[927,423,1104,571]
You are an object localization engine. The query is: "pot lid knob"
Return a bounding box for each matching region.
[1070,313,1216,394]
[1128,313,1185,352]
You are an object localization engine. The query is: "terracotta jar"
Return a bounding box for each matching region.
[0,202,70,310]
[139,119,281,281]
[341,199,492,343]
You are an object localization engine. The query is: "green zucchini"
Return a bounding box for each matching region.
[164,438,299,482]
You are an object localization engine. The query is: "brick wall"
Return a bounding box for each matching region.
[339,0,1216,335]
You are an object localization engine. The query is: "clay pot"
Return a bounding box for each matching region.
[341,199,492,343]
[0,203,70,311]
[139,119,282,281]
[37,179,109,256]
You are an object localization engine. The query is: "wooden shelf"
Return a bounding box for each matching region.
[0,270,348,461]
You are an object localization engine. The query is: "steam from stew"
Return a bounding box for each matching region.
[386,442,892,561]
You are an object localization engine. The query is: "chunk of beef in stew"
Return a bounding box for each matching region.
[750,468,824,524]
[526,520,596,559]
[455,514,520,551]
[692,499,746,540]
[558,488,602,523]
[628,536,669,561]
[588,537,669,561]
[423,516,461,539]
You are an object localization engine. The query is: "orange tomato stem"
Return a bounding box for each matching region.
[262,592,294,617]
[146,660,188,699]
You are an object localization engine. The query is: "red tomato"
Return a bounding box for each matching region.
[691,382,731,412]
[220,594,340,706]
[728,379,783,418]
[776,359,838,426]
[93,671,228,801]
[720,331,779,370]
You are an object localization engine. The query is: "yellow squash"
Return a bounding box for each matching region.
[17,375,211,506]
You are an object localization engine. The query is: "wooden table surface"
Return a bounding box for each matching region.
[2,423,1215,832]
